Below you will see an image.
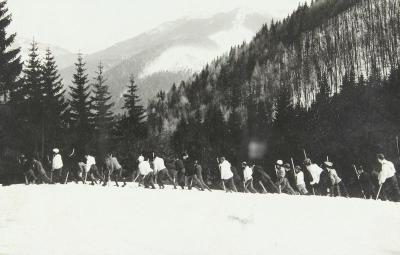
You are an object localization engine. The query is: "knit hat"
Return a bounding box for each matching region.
[324,161,333,167]
[283,163,291,169]
[276,160,283,166]
[53,148,59,154]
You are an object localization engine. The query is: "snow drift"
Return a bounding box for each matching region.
[0,184,399,255]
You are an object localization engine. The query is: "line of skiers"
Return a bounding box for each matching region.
[17,148,400,202]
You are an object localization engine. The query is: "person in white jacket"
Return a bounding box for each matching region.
[294,166,308,195]
[219,157,237,192]
[152,153,176,189]
[377,154,400,202]
[242,162,257,193]
[52,148,63,183]
[138,155,155,189]
[304,158,323,195]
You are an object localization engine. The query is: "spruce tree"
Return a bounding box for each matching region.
[91,62,114,156]
[0,0,22,103]
[120,75,146,138]
[42,48,68,150]
[23,40,44,155]
[69,54,92,156]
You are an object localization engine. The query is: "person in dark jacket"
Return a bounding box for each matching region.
[20,154,37,184]
[64,149,85,184]
[31,155,53,184]
[175,154,187,189]
[355,166,376,199]
[194,160,211,191]
[253,165,279,193]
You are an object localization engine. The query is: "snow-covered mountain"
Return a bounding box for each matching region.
[59,8,271,111]
[15,36,76,69]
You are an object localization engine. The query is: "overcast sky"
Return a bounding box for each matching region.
[8,0,305,54]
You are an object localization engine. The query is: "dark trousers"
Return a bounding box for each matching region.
[52,168,63,183]
[187,175,206,190]
[143,173,156,189]
[103,169,125,186]
[244,179,257,193]
[156,168,176,188]
[381,176,400,202]
[25,169,37,184]
[222,178,237,192]
[177,171,187,189]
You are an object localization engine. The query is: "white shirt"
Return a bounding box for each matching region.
[139,161,153,176]
[153,157,166,172]
[220,160,233,180]
[379,160,396,185]
[243,166,253,182]
[52,154,63,170]
[306,164,323,185]
[295,171,305,186]
[85,155,96,173]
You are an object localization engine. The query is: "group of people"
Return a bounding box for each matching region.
[17,148,400,202]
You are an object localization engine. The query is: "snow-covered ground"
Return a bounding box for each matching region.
[0,183,399,255]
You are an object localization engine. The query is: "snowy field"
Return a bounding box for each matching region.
[1,184,400,255]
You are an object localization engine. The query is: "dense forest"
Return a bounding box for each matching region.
[1,0,400,187]
[147,0,400,180]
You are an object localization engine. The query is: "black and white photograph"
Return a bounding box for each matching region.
[1,0,400,254]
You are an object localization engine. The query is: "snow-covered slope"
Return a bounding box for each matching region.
[59,8,270,111]
[1,184,399,255]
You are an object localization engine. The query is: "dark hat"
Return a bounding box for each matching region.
[283,163,291,168]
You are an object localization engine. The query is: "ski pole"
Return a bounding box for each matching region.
[303,149,308,159]
[24,175,28,185]
[291,157,296,177]
[64,171,69,184]
[376,184,383,200]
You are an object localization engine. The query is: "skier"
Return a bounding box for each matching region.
[64,149,85,184]
[138,155,155,189]
[194,160,211,191]
[294,165,308,195]
[252,165,279,193]
[183,153,202,190]
[377,154,400,202]
[355,166,376,199]
[152,153,176,189]
[275,161,296,195]
[84,154,102,184]
[30,155,53,184]
[242,162,257,193]
[51,148,63,183]
[303,158,323,195]
[219,157,237,192]
[19,154,37,184]
[321,161,349,197]
[103,153,125,187]
[175,154,187,189]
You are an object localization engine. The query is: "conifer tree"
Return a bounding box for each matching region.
[23,40,44,155]
[0,0,22,103]
[42,48,68,150]
[91,62,114,156]
[119,75,146,138]
[69,54,92,156]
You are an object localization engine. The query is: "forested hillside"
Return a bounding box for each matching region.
[147,0,400,179]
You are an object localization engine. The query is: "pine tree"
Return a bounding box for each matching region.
[69,54,92,156]
[0,0,22,103]
[119,75,146,138]
[23,40,44,155]
[91,62,114,157]
[42,48,68,150]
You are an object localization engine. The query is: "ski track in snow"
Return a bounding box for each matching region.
[0,183,399,255]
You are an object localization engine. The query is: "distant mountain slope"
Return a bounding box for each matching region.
[59,8,271,111]
[147,0,400,131]
[15,36,76,69]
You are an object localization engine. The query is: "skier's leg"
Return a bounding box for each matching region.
[249,180,257,193]
[230,178,238,192]
[163,168,176,188]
